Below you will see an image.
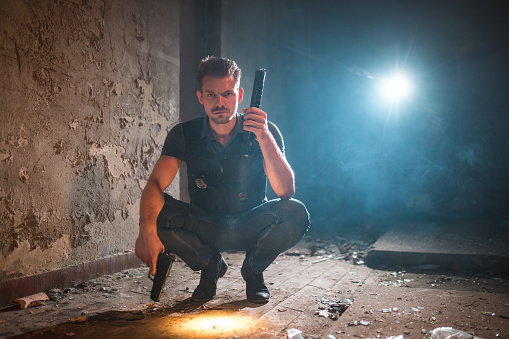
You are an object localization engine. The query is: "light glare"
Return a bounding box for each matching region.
[195,317,240,330]
[176,312,257,336]
[383,74,411,101]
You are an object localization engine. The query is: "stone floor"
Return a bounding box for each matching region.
[1,227,509,338]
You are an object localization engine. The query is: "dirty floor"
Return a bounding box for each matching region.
[1,231,509,339]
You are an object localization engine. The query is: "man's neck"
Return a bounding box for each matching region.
[209,115,236,147]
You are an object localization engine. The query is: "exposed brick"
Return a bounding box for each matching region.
[127,251,135,268]
[97,256,114,277]
[55,267,70,289]
[112,253,126,273]
[0,253,141,308]
[123,253,130,270]
[134,255,143,267]
[69,263,85,287]
[15,276,36,299]
[56,264,83,288]
[0,279,17,307]
[129,251,143,268]
[83,260,98,282]
[38,270,60,292]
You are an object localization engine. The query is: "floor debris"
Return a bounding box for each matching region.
[68,317,87,323]
[286,328,304,339]
[429,326,481,339]
[14,292,49,309]
[1,231,508,338]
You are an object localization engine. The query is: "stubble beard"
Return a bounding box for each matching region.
[209,107,235,125]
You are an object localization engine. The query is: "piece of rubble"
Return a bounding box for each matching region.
[312,257,332,264]
[146,302,163,309]
[69,317,88,323]
[47,288,65,302]
[14,292,49,309]
[429,327,480,339]
[315,309,330,318]
[329,302,351,315]
[287,328,305,339]
[64,287,79,294]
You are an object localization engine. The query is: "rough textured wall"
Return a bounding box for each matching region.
[0,0,179,280]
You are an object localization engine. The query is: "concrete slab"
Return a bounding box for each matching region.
[365,221,509,274]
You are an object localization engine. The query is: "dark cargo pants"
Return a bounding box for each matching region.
[156,194,310,274]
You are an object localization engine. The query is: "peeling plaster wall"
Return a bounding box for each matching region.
[0,0,180,280]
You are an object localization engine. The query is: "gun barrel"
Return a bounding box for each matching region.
[244,69,266,156]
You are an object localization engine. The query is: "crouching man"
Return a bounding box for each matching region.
[135,56,310,303]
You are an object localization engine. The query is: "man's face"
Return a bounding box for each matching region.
[197,75,244,125]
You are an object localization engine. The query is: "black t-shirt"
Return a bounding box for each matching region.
[162,114,284,160]
[161,114,285,213]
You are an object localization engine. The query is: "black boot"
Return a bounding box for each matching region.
[241,263,270,303]
[191,251,228,302]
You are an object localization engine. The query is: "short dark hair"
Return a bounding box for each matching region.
[197,56,241,91]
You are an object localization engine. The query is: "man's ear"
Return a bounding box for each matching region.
[238,87,244,103]
[196,90,204,105]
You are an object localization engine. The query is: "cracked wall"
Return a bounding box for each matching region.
[0,0,180,280]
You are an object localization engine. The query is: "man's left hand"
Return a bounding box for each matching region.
[242,107,270,141]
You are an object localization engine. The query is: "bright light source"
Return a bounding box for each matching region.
[193,316,241,330]
[383,74,412,101]
[175,312,258,336]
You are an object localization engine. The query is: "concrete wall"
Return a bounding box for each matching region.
[0,0,180,281]
[179,0,221,202]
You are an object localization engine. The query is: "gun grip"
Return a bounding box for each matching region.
[149,252,176,302]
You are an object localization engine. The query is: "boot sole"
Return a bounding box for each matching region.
[247,296,270,304]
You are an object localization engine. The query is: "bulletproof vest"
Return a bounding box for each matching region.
[182,117,267,214]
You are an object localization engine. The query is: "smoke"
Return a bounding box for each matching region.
[226,0,509,235]
[285,63,509,234]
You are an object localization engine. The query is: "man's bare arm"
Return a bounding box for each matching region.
[135,155,181,275]
[242,107,295,199]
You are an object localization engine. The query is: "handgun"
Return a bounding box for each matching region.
[148,252,176,302]
[243,69,266,156]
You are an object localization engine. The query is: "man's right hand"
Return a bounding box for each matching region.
[137,155,181,276]
[135,230,165,276]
